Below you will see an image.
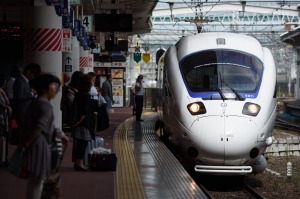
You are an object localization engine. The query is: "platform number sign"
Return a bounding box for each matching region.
[82,15,92,33]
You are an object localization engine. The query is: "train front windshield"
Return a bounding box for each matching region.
[180,50,263,99]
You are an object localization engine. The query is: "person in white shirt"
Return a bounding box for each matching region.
[134,75,145,122]
[88,72,99,111]
[88,72,99,100]
[6,67,21,106]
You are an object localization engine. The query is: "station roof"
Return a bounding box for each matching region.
[0,0,158,34]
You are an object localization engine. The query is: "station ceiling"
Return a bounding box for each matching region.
[0,1,299,47]
[0,0,158,34]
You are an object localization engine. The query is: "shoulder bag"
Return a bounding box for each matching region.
[8,147,29,179]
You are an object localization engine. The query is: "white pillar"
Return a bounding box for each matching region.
[24,6,62,128]
[72,36,80,72]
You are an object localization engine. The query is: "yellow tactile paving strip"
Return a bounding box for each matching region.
[113,117,146,199]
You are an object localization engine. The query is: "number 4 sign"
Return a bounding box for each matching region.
[82,15,93,33]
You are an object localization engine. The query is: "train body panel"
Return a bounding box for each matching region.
[156,32,276,175]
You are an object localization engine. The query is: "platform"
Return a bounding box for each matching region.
[0,108,206,199]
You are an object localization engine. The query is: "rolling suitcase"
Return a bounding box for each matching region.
[84,136,104,166]
[90,153,117,171]
[83,112,105,166]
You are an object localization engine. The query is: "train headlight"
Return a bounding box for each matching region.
[187,102,206,115]
[242,103,261,116]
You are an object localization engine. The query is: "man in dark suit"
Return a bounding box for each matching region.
[13,63,41,129]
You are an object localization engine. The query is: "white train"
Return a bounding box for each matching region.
[156,32,277,175]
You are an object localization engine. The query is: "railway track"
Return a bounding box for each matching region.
[161,139,269,199]
[158,125,271,199]
[275,118,300,132]
[196,176,267,199]
[243,182,267,199]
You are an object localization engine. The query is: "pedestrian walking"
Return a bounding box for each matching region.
[19,74,69,199]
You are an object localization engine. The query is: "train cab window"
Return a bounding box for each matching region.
[180,50,263,95]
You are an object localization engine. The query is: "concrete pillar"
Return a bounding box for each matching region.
[79,46,89,73]
[72,36,80,72]
[24,6,62,128]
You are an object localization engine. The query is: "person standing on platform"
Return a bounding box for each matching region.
[72,74,95,171]
[130,82,136,115]
[135,75,145,122]
[101,75,114,114]
[13,63,41,132]
[6,67,21,107]
[60,71,82,127]
[19,74,69,199]
[88,72,99,111]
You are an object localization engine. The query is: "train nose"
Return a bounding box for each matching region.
[189,116,259,160]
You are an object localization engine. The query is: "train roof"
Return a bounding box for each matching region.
[175,32,264,61]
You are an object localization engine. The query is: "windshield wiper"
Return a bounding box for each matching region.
[223,81,245,101]
[216,87,227,101]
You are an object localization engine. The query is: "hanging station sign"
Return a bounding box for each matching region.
[54,0,70,16]
[133,53,141,63]
[142,53,150,63]
[82,15,93,33]
[62,7,74,28]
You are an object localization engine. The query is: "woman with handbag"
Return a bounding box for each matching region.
[19,74,69,199]
[72,74,95,171]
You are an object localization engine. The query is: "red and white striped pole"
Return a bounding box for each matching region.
[23,6,62,128]
[79,46,89,73]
